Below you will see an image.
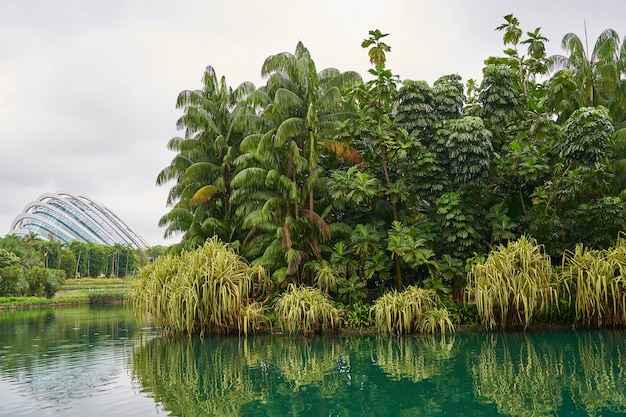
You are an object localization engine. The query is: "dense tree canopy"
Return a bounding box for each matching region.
[0,235,146,297]
[158,16,626,298]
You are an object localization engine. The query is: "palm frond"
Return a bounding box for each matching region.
[274,88,304,114]
[275,118,305,147]
[240,133,263,153]
[562,32,587,60]
[191,184,220,206]
[261,51,296,78]
[593,28,621,61]
[328,222,353,238]
[302,209,331,240]
[181,162,221,184]
[242,209,273,229]
[321,140,365,164]
[231,167,269,188]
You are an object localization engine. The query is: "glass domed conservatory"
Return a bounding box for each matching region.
[8,192,149,249]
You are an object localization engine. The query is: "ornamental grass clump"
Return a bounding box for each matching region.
[561,242,626,327]
[466,235,559,330]
[373,286,452,334]
[273,284,339,336]
[131,237,266,336]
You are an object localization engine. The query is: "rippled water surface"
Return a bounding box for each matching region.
[0,307,165,416]
[1,306,626,416]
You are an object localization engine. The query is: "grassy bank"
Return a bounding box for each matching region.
[0,277,133,309]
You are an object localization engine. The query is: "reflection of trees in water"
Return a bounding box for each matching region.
[470,332,626,417]
[131,335,464,417]
[129,330,626,417]
[373,335,455,383]
[0,307,133,375]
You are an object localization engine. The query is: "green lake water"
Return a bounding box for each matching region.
[1,306,626,416]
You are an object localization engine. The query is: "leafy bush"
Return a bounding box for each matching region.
[0,293,89,307]
[44,269,65,297]
[89,291,126,305]
[27,266,47,296]
[420,307,455,334]
[0,266,65,298]
[339,301,373,328]
[445,301,480,325]
[131,237,265,336]
[0,249,20,268]
[0,265,22,296]
[274,284,339,335]
[373,286,453,334]
[466,236,559,330]
[337,274,367,304]
[561,243,626,327]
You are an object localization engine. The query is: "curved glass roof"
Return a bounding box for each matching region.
[8,192,149,249]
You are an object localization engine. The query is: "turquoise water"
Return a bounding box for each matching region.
[1,307,626,416]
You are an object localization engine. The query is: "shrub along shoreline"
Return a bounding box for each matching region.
[0,277,129,310]
[5,234,626,337]
[130,236,626,337]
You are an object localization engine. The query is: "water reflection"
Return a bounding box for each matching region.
[131,335,469,417]
[0,307,162,417]
[470,331,626,417]
[571,332,626,415]
[470,333,565,416]
[4,307,626,416]
[373,336,455,383]
[132,337,263,417]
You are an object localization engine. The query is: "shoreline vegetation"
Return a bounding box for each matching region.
[0,277,129,310]
[129,236,626,337]
[143,17,626,337]
[4,16,626,339]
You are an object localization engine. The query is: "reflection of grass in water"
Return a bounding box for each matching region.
[132,337,264,417]
[132,336,349,415]
[270,337,345,393]
[374,336,455,383]
[470,332,626,417]
[471,335,564,417]
[570,332,626,416]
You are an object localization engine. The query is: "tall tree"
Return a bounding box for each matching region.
[157,66,255,249]
[549,28,626,124]
[232,43,361,283]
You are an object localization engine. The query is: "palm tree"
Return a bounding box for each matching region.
[387,221,436,289]
[549,28,625,123]
[232,43,362,282]
[157,66,255,248]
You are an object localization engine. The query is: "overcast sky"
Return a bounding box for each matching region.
[1,0,624,247]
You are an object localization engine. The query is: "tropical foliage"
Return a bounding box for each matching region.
[149,15,626,333]
[131,237,267,336]
[372,286,453,334]
[561,240,626,327]
[274,284,339,335]
[466,236,559,330]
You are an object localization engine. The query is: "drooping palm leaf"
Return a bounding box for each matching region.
[191,184,220,206]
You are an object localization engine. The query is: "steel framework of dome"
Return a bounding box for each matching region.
[8,192,149,249]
